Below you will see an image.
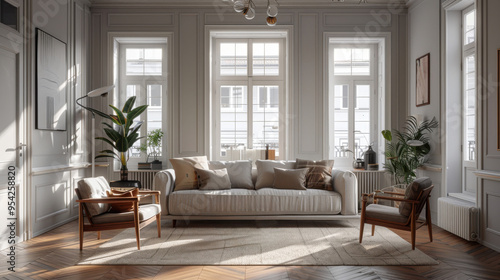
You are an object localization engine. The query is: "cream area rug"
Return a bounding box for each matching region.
[78,219,438,266]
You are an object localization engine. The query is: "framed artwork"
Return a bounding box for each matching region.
[416,53,430,107]
[36,28,67,131]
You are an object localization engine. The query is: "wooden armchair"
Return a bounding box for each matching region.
[359,177,434,250]
[75,177,162,250]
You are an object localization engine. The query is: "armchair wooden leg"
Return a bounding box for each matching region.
[359,200,366,243]
[411,205,416,250]
[172,220,176,228]
[97,231,101,240]
[133,202,140,250]
[426,198,433,242]
[79,203,84,251]
[156,214,161,238]
[371,225,375,236]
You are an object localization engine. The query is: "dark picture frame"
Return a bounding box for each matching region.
[36,28,67,131]
[416,53,430,107]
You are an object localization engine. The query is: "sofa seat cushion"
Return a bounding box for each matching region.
[92,204,161,224]
[365,204,408,224]
[168,188,342,216]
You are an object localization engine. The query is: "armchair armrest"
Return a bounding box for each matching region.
[76,197,139,204]
[153,169,176,215]
[332,169,358,215]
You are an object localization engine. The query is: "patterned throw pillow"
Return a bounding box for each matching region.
[296,159,334,190]
[106,188,139,213]
[195,168,232,190]
[169,156,209,191]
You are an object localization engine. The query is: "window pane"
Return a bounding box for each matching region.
[144,62,162,75]
[464,10,475,45]
[333,48,370,76]
[355,85,371,159]
[220,86,248,151]
[253,43,279,76]
[145,48,162,60]
[148,85,162,107]
[220,43,247,76]
[333,84,349,158]
[126,48,143,60]
[464,55,476,161]
[126,62,144,75]
[252,86,279,153]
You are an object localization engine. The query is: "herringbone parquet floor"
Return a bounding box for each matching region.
[0,220,499,280]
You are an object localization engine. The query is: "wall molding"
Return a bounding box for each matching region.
[474,170,500,181]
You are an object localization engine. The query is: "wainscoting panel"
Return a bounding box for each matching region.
[32,172,73,237]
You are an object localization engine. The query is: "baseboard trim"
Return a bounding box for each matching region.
[163,215,360,221]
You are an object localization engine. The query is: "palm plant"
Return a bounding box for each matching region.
[381,116,438,185]
[85,96,148,181]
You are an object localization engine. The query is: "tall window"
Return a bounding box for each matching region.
[212,37,285,160]
[328,42,378,167]
[118,42,167,166]
[462,5,477,194]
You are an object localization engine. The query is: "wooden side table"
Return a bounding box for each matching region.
[109,180,141,191]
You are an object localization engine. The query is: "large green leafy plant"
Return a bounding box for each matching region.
[382,116,438,185]
[86,96,148,179]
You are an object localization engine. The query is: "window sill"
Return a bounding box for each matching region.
[449,192,476,204]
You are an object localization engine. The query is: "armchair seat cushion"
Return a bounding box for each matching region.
[365,204,408,224]
[92,204,161,224]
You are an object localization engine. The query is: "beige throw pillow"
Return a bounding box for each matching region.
[296,159,334,190]
[209,160,253,189]
[169,156,209,191]
[255,160,296,189]
[195,168,231,190]
[273,168,309,190]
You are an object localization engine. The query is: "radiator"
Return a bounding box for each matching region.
[352,170,392,197]
[127,171,158,190]
[437,197,479,241]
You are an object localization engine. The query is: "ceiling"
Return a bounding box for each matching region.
[89,0,409,8]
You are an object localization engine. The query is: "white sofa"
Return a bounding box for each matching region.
[153,166,359,224]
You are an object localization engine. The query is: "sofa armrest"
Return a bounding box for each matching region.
[153,169,176,216]
[331,169,358,215]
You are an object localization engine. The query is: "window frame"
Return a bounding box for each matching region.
[117,42,168,168]
[462,4,477,194]
[211,37,286,160]
[328,43,379,167]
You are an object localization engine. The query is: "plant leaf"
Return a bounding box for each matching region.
[95,137,117,150]
[115,137,129,152]
[381,130,392,141]
[122,96,136,113]
[109,105,126,125]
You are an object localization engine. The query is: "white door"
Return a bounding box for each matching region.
[0,37,24,249]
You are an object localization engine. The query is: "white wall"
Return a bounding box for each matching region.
[409,0,500,252]
[90,3,409,171]
[407,0,442,223]
[28,0,91,237]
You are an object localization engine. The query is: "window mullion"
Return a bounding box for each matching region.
[248,78,253,149]
[349,81,356,153]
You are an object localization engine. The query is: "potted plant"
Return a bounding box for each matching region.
[381,116,438,185]
[86,96,148,181]
[139,129,164,170]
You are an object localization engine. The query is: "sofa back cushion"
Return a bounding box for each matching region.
[255,160,296,189]
[169,156,209,191]
[195,168,232,190]
[273,168,309,190]
[296,159,334,191]
[77,177,111,217]
[209,160,253,189]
